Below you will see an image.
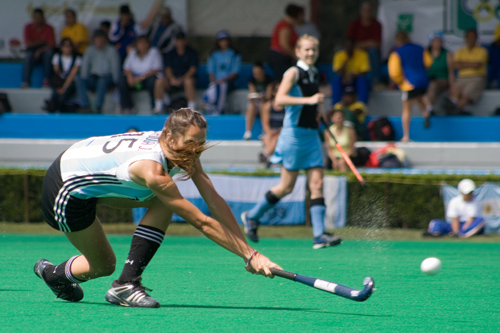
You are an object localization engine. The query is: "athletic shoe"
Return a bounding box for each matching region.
[33,259,84,302]
[313,233,342,249]
[241,211,259,242]
[459,219,486,238]
[243,131,252,140]
[105,278,160,308]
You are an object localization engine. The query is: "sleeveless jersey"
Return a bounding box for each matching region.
[282,65,320,129]
[60,131,180,201]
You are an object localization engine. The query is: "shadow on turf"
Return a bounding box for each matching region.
[78,301,392,317]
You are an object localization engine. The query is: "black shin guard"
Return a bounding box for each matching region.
[118,225,165,284]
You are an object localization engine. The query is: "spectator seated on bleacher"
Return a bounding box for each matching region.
[76,29,121,113]
[332,85,366,140]
[60,8,89,55]
[22,8,56,88]
[487,23,500,90]
[324,109,357,171]
[118,35,163,114]
[347,2,382,85]
[202,30,241,115]
[42,38,81,113]
[423,31,454,115]
[332,38,370,105]
[243,62,274,140]
[445,29,488,116]
[162,31,198,111]
[145,5,183,55]
[259,82,284,166]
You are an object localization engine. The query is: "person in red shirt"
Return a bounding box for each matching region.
[266,3,303,80]
[347,2,382,84]
[22,8,56,88]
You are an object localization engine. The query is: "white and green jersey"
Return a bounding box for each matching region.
[60,131,181,201]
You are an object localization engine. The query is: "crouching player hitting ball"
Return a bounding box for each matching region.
[35,108,282,308]
[241,35,341,249]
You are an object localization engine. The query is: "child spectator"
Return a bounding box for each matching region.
[332,85,366,140]
[423,31,454,114]
[347,2,382,85]
[388,31,429,142]
[426,179,486,238]
[243,62,274,140]
[202,30,241,115]
[76,29,121,113]
[162,31,198,110]
[22,8,55,88]
[324,109,357,171]
[60,8,89,54]
[118,36,163,114]
[259,82,284,165]
[332,38,371,105]
[445,29,488,115]
[99,20,111,36]
[42,38,81,113]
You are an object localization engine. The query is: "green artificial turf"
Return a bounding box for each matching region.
[1,234,499,332]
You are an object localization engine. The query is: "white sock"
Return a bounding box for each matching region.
[188,101,196,109]
[154,100,163,111]
[450,97,458,104]
[426,105,432,112]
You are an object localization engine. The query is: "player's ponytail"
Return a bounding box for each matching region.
[159,108,210,182]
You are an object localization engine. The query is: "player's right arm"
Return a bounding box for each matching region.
[128,159,281,277]
[275,68,323,106]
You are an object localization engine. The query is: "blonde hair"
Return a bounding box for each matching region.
[159,108,210,181]
[295,34,319,50]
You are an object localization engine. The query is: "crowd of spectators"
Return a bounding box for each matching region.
[17,1,500,149]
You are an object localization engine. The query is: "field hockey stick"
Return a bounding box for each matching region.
[270,268,374,302]
[321,118,367,187]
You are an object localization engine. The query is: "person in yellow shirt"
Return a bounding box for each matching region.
[332,38,370,105]
[60,9,89,54]
[325,109,357,171]
[445,29,488,115]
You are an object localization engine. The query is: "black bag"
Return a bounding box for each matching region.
[167,97,188,113]
[350,147,371,167]
[367,117,395,141]
[0,92,12,113]
[378,153,403,168]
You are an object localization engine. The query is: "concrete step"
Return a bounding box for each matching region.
[1,138,499,170]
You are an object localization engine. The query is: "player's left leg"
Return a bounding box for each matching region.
[106,197,173,308]
[307,167,341,249]
[242,168,299,242]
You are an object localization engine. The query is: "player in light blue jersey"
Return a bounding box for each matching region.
[34,108,281,308]
[241,35,341,249]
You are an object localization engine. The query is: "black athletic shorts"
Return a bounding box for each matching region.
[41,153,97,233]
[401,88,427,101]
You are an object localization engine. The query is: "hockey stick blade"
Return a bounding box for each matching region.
[271,268,374,302]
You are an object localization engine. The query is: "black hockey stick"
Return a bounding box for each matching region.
[271,268,374,302]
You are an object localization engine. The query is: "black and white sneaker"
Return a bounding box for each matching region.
[241,211,259,242]
[34,259,84,302]
[313,233,342,249]
[105,278,160,308]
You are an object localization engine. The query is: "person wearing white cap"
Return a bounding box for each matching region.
[426,179,486,238]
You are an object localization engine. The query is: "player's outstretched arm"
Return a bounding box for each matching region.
[190,159,246,241]
[130,160,281,276]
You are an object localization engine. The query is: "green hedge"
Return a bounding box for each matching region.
[1,168,498,229]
